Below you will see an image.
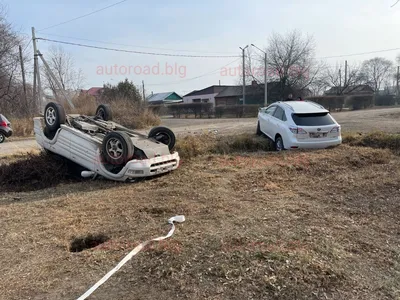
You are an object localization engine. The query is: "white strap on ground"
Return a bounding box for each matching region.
[76,215,185,300]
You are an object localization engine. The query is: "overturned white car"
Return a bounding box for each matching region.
[34,102,180,182]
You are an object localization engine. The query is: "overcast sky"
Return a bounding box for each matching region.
[5,0,400,96]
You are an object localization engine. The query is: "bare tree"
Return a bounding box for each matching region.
[266,30,318,98]
[319,63,364,95]
[0,4,34,116]
[42,45,85,97]
[360,57,394,93]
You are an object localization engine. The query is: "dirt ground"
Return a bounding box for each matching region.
[1,144,400,299]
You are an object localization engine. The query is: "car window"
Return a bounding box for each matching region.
[273,107,287,121]
[292,113,335,126]
[264,106,276,115]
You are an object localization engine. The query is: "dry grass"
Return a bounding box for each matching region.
[67,95,161,129]
[343,131,400,155]
[108,99,161,129]
[175,133,274,159]
[9,118,34,137]
[67,94,98,116]
[0,145,399,299]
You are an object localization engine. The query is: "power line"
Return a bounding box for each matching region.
[39,32,237,54]
[37,37,241,58]
[39,0,128,31]
[22,40,32,53]
[391,0,400,7]
[146,58,241,86]
[317,47,400,59]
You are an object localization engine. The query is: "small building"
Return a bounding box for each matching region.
[214,81,308,106]
[81,87,104,99]
[324,85,374,96]
[146,92,183,105]
[183,85,231,106]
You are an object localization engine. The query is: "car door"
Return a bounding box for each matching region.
[259,105,276,138]
[270,106,287,140]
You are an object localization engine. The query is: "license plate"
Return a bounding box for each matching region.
[156,166,172,174]
[310,133,322,138]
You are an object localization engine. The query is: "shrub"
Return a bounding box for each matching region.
[167,103,213,118]
[374,95,396,106]
[308,96,344,111]
[345,95,374,110]
[9,118,34,137]
[214,105,260,118]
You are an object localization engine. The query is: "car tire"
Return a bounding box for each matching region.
[96,104,112,121]
[275,135,285,152]
[44,102,66,132]
[148,126,176,150]
[256,121,262,136]
[102,131,134,165]
[0,132,5,143]
[43,126,57,140]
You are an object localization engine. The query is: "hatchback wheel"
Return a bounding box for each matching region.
[275,136,284,151]
[256,121,262,136]
[0,132,5,143]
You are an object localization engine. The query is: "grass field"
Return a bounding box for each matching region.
[1,132,400,299]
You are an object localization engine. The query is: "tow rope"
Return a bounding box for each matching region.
[76,215,185,300]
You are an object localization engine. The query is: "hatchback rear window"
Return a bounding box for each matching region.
[292,113,335,126]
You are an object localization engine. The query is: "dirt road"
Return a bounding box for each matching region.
[1,107,399,156]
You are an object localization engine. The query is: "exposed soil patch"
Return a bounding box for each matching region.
[0,152,84,192]
[69,234,110,252]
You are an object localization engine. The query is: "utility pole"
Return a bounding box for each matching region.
[339,68,342,94]
[239,45,248,107]
[251,44,268,106]
[344,60,348,87]
[37,50,75,109]
[396,66,399,103]
[142,80,145,103]
[19,45,28,115]
[32,27,38,111]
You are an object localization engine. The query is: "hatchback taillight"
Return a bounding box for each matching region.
[0,121,7,127]
[289,127,308,134]
[330,126,340,133]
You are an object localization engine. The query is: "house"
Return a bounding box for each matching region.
[81,87,104,98]
[214,81,309,106]
[146,92,183,105]
[324,85,374,96]
[183,85,231,106]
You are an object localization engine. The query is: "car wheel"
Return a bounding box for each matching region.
[0,132,5,143]
[44,102,66,132]
[96,104,112,121]
[102,131,134,165]
[148,126,176,150]
[275,135,284,151]
[256,121,262,136]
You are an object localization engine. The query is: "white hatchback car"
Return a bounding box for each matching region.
[257,101,342,151]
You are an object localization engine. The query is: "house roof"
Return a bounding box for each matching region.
[147,92,182,102]
[325,85,374,95]
[83,87,103,96]
[183,85,232,97]
[215,83,273,98]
